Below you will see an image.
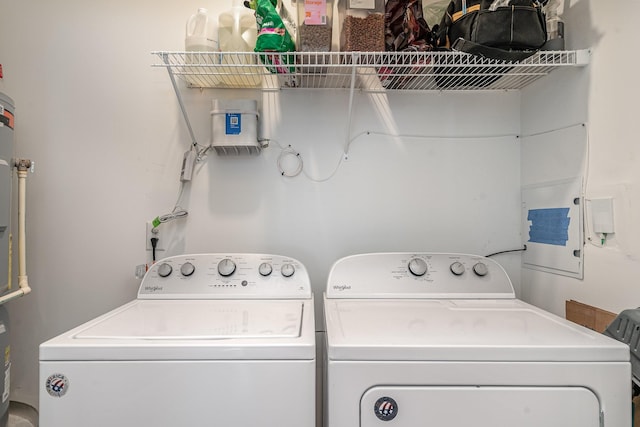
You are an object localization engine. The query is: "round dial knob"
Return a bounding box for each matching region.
[280,263,295,278]
[180,262,195,277]
[450,261,465,276]
[157,263,173,278]
[259,262,273,277]
[473,262,489,277]
[408,258,428,276]
[217,259,236,277]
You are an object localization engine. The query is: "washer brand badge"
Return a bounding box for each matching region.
[144,285,163,292]
[374,397,398,421]
[332,284,351,291]
[46,374,69,397]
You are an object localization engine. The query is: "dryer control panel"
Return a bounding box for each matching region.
[139,253,311,299]
[326,252,514,299]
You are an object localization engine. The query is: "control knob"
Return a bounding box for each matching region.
[473,262,489,277]
[450,261,465,276]
[259,262,273,276]
[408,258,428,276]
[157,263,173,278]
[180,262,195,277]
[218,259,236,277]
[281,263,295,278]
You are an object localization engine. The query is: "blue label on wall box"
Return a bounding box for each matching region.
[527,207,570,246]
[226,113,242,135]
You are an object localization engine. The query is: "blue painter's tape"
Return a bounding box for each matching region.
[226,113,241,135]
[527,208,571,246]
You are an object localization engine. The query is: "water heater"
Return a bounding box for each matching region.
[0,93,14,295]
[0,92,14,427]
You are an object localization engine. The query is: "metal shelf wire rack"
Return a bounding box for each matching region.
[153,50,589,92]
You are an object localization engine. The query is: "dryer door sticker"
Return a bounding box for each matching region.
[527,207,570,246]
[46,373,69,397]
[374,397,398,421]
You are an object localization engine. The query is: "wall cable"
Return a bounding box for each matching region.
[518,121,586,139]
[580,123,603,247]
[345,129,520,156]
[157,181,189,224]
[265,130,519,182]
[276,145,304,178]
[485,246,527,258]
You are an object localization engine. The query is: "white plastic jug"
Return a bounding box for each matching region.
[186,8,218,51]
[185,8,219,86]
[218,0,261,87]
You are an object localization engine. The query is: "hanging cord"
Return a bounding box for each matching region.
[155,182,190,225]
[276,144,304,178]
[149,181,190,251]
[147,183,189,264]
[267,138,345,182]
[150,237,159,262]
[485,246,527,258]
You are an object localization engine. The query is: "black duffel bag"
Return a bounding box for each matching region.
[435,0,548,61]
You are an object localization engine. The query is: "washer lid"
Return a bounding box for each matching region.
[324,298,630,362]
[75,300,303,340]
[40,299,315,361]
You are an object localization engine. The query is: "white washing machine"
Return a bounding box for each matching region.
[40,253,315,427]
[324,252,631,427]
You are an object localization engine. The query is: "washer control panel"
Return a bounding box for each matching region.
[138,253,311,299]
[326,252,514,299]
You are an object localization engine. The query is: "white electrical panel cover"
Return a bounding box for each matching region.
[522,178,583,279]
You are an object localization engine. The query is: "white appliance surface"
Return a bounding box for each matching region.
[325,298,627,362]
[39,253,315,427]
[324,252,631,427]
[75,300,304,340]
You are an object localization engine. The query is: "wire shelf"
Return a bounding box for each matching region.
[152,50,589,92]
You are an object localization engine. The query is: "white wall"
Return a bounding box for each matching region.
[10,0,636,416]
[520,1,640,317]
[0,0,524,409]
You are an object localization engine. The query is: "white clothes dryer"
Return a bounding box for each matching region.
[324,252,631,427]
[40,253,315,427]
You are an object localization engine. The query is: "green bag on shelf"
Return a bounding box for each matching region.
[254,0,296,73]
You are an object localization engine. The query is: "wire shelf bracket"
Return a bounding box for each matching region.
[153,49,590,154]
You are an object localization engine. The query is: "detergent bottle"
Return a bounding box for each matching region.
[185,8,219,86]
[218,0,261,87]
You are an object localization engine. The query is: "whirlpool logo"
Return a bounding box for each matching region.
[332,284,351,291]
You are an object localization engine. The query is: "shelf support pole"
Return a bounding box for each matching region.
[344,52,359,158]
[161,53,199,149]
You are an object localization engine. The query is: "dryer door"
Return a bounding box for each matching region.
[361,386,600,427]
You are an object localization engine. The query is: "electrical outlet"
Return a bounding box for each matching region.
[146,222,165,251]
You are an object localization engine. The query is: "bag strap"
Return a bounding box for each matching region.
[451,37,538,62]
